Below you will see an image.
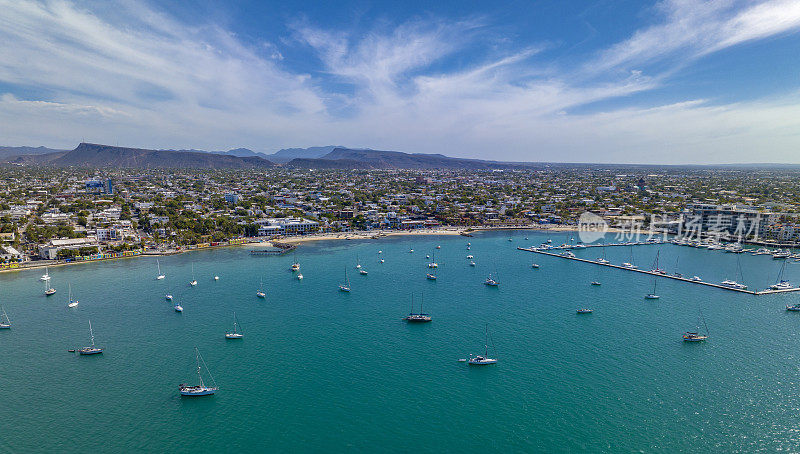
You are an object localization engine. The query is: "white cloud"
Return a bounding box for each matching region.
[0,0,800,163]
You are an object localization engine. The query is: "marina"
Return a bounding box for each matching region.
[518,246,800,295]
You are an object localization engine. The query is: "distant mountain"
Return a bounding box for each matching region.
[265,146,341,163]
[287,147,517,169]
[0,146,67,160]
[6,143,274,168]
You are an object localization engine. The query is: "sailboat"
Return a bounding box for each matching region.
[0,306,10,329]
[156,259,165,280]
[339,268,351,292]
[44,278,56,296]
[179,347,218,396]
[40,267,50,281]
[426,272,437,280]
[484,273,499,286]
[174,298,183,311]
[467,324,497,365]
[291,254,300,272]
[770,259,792,290]
[189,264,197,286]
[256,278,266,298]
[297,273,304,280]
[403,294,431,322]
[67,284,79,308]
[355,256,362,269]
[645,276,660,299]
[683,311,709,342]
[165,294,173,301]
[428,251,438,268]
[225,312,243,339]
[77,320,103,355]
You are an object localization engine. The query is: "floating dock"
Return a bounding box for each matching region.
[517,247,800,296]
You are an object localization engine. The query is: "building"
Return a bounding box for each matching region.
[254,217,319,236]
[38,237,99,259]
[681,203,778,239]
[224,193,240,204]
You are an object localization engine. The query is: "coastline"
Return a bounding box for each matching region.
[1,225,660,276]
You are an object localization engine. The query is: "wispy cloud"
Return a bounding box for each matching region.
[0,0,800,162]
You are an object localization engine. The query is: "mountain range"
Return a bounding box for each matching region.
[1,143,527,169]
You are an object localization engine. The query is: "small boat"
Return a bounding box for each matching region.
[426,273,437,280]
[597,258,610,264]
[691,276,702,282]
[403,294,432,322]
[466,255,473,259]
[562,251,575,258]
[470,261,476,266]
[378,250,382,254]
[683,312,709,342]
[436,245,441,249]
[531,263,540,269]
[225,312,243,339]
[40,267,50,281]
[428,251,438,268]
[468,324,497,365]
[189,264,197,286]
[786,304,800,311]
[156,259,165,280]
[359,269,368,275]
[644,276,659,299]
[0,306,10,329]
[297,273,304,280]
[292,254,300,272]
[339,268,351,292]
[576,308,593,314]
[179,347,218,396]
[622,262,636,269]
[380,259,385,263]
[425,255,430,259]
[165,294,173,301]
[721,279,747,290]
[409,249,414,253]
[174,302,183,312]
[771,280,792,290]
[77,320,103,355]
[508,238,512,242]
[484,274,499,287]
[214,276,219,281]
[590,281,601,286]
[257,278,266,298]
[44,278,56,296]
[67,284,79,308]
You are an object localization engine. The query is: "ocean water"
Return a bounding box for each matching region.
[3,230,800,452]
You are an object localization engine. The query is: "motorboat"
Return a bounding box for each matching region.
[576,308,593,314]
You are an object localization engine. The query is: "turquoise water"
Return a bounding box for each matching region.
[3,230,800,452]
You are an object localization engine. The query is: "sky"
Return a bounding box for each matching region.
[1,0,800,164]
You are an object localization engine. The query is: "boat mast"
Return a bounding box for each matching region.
[700,311,710,336]
[484,324,489,357]
[88,320,95,347]
[196,348,205,388]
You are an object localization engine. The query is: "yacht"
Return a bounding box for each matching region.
[214,276,219,281]
[0,307,10,329]
[773,250,792,259]
[339,268,351,292]
[225,312,243,339]
[44,279,56,296]
[156,259,165,280]
[436,245,441,249]
[165,294,173,301]
[67,284,79,308]
[562,251,575,258]
[770,280,792,290]
[256,278,266,298]
[359,268,368,275]
[721,279,747,290]
[297,273,303,280]
[484,274,499,287]
[77,320,103,355]
[468,324,497,365]
[470,261,476,267]
[576,308,593,314]
[531,263,540,268]
[590,281,601,286]
[409,249,414,253]
[291,257,300,272]
[174,301,183,312]
[179,347,218,396]
[426,273,437,280]
[597,258,610,264]
[683,312,709,342]
[466,255,473,259]
[621,262,637,269]
[644,278,659,299]
[189,264,197,287]
[403,295,432,322]
[786,304,800,311]
[691,276,702,282]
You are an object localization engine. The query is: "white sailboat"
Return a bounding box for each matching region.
[67,284,79,308]
[644,277,660,299]
[77,320,103,355]
[189,263,197,286]
[225,312,243,339]
[44,278,56,296]
[256,278,266,298]
[174,300,183,312]
[291,254,300,272]
[156,259,165,280]
[467,324,497,365]
[0,306,10,329]
[339,268,351,292]
[179,347,218,396]
[683,311,709,342]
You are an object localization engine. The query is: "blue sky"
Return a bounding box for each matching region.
[1,0,800,163]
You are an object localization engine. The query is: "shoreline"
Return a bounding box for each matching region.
[0,225,668,276]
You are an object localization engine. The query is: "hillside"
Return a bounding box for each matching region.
[287,147,516,169]
[7,143,275,168]
[265,146,341,163]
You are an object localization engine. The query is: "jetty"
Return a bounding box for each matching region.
[517,246,800,296]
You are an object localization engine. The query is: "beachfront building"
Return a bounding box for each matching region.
[680,203,777,239]
[38,237,99,259]
[254,217,319,236]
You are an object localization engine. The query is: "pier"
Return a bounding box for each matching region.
[517,247,800,296]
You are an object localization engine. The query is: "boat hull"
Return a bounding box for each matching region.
[78,348,103,355]
[179,386,217,396]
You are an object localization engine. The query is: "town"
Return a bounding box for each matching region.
[2,165,800,268]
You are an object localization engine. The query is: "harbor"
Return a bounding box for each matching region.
[518,246,800,295]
